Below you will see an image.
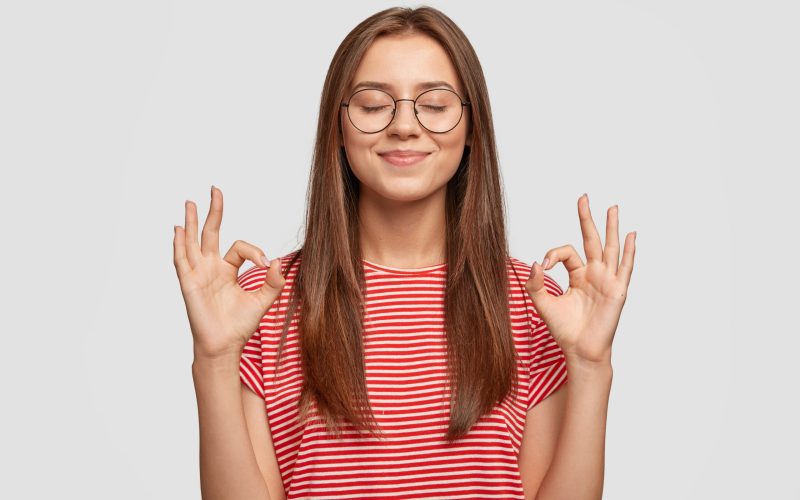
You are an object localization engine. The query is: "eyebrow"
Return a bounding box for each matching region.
[351,80,457,94]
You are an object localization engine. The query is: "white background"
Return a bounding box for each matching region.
[2,1,798,498]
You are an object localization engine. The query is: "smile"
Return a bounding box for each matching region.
[379,152,430,167]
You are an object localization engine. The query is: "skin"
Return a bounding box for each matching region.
[341,32,471,268]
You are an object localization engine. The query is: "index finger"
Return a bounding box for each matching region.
[201,185,222,256]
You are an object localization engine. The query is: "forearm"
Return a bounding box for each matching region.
[193,353,271,500]
[535,357,613,500]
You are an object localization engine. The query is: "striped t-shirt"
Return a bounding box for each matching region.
[238,249,568,499]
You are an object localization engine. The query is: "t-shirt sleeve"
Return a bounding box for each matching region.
[527,272,569,412]
[237,264,268,399]
[240,330,264,399]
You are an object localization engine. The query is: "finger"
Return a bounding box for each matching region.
[604,204,620,273]
[201,185,222,256]
[257,257,287,309]
[223,240,270,271]
[524,260,564,321]
[542,244,585,274]
[173,225,191,277]
[184,200,202,267]
[618,231,637,286]
[578,193,604,263]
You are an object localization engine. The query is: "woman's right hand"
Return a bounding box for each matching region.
[173,186,286,361]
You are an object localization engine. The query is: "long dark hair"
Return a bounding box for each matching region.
[277,5,516,443]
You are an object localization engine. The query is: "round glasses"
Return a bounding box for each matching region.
[341,88,471,134]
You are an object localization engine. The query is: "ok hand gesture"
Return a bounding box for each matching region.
[173,186,286,360]
[525,193,637,365]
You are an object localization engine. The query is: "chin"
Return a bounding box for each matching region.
[377,183,445,203]
[387,192,432,203]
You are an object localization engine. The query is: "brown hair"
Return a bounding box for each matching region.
[277,5,518,442]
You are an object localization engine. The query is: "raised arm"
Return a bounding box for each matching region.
[174,185,287,499]
[523,193,637,499]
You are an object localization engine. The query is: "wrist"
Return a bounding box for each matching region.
[565,353,613,379]
[192,341,244,363]
[192,348,242,374]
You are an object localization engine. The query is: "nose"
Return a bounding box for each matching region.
[386,99,421,136]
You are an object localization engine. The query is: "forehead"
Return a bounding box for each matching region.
[348,33,463,95]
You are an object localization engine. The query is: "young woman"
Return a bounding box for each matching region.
[173,6,636,500]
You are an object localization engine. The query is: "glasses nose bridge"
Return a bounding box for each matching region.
[390,97,419,126]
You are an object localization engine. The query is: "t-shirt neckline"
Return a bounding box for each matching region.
[361,258,447,275]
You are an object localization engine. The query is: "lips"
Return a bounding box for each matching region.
[378,150,431,167]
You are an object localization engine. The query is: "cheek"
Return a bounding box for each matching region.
[437,136,469,174]
[341,130,380,184]
[341,119,367,161]
[438,149,466,181]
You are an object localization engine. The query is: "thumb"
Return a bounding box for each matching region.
[525,261,555,314]
[257,257,287,309]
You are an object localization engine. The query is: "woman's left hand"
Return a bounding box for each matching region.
[525,193,637,365]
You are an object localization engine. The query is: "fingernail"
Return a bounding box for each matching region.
[260,254,269,267]
[542,257,550,269]
[532,261,538,275]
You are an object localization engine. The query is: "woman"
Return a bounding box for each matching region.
[173,6,636,500]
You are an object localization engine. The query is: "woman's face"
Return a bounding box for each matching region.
[341,33,471,203]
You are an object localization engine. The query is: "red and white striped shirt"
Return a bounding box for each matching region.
[238,249,568,499]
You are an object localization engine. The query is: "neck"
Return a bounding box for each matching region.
[357,184,447,268]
